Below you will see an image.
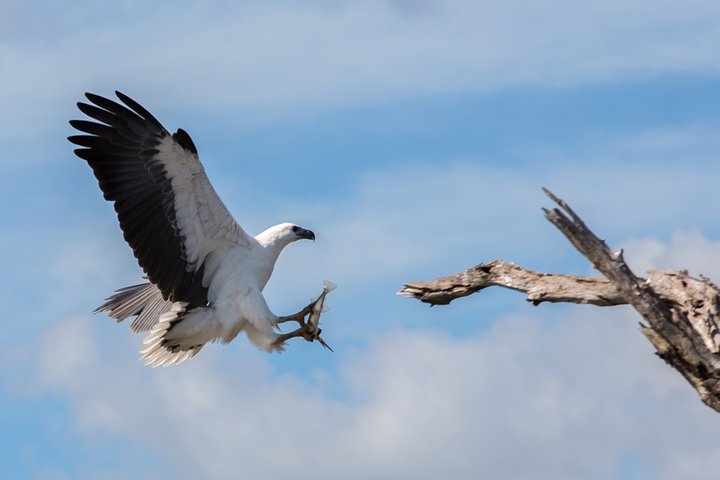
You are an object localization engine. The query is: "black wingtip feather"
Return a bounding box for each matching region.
[115,91,164,128]
[68,135,102,148]
[172,128,198,156]
[84,92,106,105]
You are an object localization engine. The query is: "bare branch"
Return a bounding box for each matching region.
[399,260,625,306]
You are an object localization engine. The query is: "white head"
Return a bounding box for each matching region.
[255,222,315,249]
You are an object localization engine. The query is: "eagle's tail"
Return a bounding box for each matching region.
[140,303,218,367]
[95,282,172,332]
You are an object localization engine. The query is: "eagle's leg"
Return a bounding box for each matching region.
[272,322,329,348]
[274,328,305,344]
[276,302,315,325]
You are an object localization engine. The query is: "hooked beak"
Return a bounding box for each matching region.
[298,228,315,241]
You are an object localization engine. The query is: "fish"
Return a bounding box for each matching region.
[307,281,336,351]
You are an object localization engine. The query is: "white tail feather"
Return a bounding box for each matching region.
[96,282,172,332]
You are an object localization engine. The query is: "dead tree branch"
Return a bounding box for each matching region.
[398,189,720,413]
[399,260,625,306]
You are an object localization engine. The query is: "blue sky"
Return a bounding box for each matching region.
[3,1,720,478]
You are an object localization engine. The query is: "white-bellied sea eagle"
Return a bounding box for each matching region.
[69,91,328,367]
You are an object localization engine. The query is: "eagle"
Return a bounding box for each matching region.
[69,91,323,366]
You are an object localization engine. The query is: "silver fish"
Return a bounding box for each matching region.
[308,281,336,351]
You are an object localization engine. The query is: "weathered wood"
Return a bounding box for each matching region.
[399,189,720,413]
[399,260,625,306]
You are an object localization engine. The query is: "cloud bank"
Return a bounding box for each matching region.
[10,218,720,479]
[29,293,719,479]
[3,0,720,137]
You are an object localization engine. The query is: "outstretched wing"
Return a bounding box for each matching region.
[69,91,253,306]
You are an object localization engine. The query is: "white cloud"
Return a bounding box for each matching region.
[37,315,99,387]
[623,230,720,279]
[22,303,719,480]
[3,0,720,140]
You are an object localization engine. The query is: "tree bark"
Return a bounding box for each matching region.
[398,189,720,413]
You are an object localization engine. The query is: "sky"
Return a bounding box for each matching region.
[3,0,720,478]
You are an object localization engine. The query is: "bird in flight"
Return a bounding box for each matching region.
[69,91,328,366]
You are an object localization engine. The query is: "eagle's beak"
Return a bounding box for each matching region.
[299,228,315,241]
